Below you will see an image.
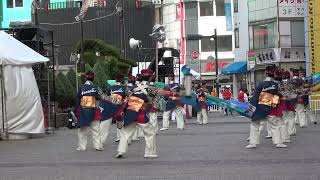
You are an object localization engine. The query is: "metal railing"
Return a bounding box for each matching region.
[309,94,320,114]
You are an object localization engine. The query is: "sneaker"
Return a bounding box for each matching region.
[276,143,287,148]
[197,122,203,125]
[178,128,184,131]
[144,154,158,158]
[76,147,86,151]
[116,152,124,159]
[160,128,168,131]
[115,139,120,143]
[246,144,257,149]
[246,138,250,141]
[132,138,140,141]
[203,123,208,125]
[265,135,272,139]
[95,147,104,151]
[283,139,291,143]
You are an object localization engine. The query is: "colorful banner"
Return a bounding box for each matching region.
[307,0,320,75]
[225,2,232,31]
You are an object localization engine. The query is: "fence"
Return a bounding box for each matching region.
[309,94,320,114]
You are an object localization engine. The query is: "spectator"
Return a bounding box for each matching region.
[237,89,245,102]
[222,87,233,116]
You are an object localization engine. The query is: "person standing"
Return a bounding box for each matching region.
[160,75,185,131]
[238,89,245,102]
[99,74,127,147]
[246,65,287,149]
[196,83,208,125]
[222,87,232,115]
[74,71,103,151]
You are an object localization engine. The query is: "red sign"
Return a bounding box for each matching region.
[205,62,230,72]
[191,51,199,60]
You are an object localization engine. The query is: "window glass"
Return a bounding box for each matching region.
[216,0,225,16]
[15,0,23,7]
[7,0,13,8]
[200,1,213,16]
[185,1,198,19]
[235,28,239,48]
[201,35,232,52]
[253,23,275,49]
[234,0,238,13]
[291,21,304,47]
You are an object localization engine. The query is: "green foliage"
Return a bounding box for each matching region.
[85,63,93,72]
[66,69,77,89]
[93,61,109,91]
[75,39,136,77]
[56,73,76,108]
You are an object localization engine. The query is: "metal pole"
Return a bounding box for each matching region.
[80,19,85,73]
[155,42,159,81]
[199,57,202,81]
[214,29,219,96]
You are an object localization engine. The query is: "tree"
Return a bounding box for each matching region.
[75,39,137,78]
[66,69,77,90]
[56,73,76,108]
[85,63,93,72]
[93,61,109,91]
[55,73,67,108]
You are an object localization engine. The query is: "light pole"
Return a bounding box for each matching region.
[214,29,219,96]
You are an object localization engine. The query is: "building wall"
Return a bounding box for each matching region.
[234,0,249,62]
[1,0,32,28]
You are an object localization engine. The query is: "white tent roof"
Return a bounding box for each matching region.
[0,31,49,65]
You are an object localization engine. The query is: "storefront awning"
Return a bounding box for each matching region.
[221,61,247,75]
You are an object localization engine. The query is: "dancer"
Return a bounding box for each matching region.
[74,71,103,151]
[160,75,185,131]
[99,74,126,146]
[196,82,208,125]
[246,65,287,149]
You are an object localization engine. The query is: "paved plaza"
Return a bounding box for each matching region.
[1,113,320,180]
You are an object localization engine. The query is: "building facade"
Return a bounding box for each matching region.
[0,0,32,28]
[157,0,235,90]
[247,0,306,88]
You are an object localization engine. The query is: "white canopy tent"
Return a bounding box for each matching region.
[0,31,49,138]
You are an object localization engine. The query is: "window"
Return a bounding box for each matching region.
[216,0,225,16]
[291,21,304,47]
[234,0,238,13]
[200,1,213,17]
[7,0,23,8]
[235,28,239,48]
[201,35,233,52]
[253,23,276,50]
[7,0,13,8]
[201,37,215,52]
[218,35,232,51]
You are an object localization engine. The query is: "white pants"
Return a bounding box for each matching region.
[77,121,102,150]
[162,106,185,129]
[116,128,121,141]
[295,104,307,127]
[149,112,159,134]
[197,109,208,124]
[280,111,290,141]
[306,108,316,123]
[285,111,296,136]
[267,121,272,137]
[99,119,112,146]
[117,122,157,156]
[249,116,282,145]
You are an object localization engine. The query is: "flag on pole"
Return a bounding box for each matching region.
[75,0,92,21]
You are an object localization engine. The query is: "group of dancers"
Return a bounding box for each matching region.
[73,64,318,159]
[74,69,206,158]
[246,65,318,149]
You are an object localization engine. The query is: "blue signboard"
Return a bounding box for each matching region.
[225,3,232,31]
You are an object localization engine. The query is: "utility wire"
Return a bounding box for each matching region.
[39,12,118,26]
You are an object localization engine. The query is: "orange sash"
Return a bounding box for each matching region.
[127,96,145,112]
[258,92,279,107]
[80,96,96,108]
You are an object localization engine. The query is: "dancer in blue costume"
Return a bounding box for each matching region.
[74,71,103,151]
[160,75,185,131]
[246,65,287,149]
[116,69,158,159]
[195,82,209,125]
[99,74,127,147]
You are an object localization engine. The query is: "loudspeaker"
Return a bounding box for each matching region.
[129,38,141,49]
